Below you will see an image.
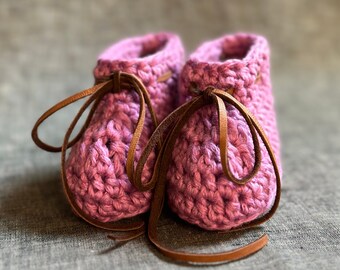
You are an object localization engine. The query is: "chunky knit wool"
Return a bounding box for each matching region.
[167,33,281,230]
[65,33,184,222]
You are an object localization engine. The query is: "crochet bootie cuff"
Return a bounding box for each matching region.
[179,33,270,105]
[94,32,184,88]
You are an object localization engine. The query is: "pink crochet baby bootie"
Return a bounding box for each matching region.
[134,33,282,263]
[32,33,184,228]
[66,33,184,223]
[167,33,281,231]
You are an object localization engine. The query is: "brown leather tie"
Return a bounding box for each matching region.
[32,72,281,263]
[133,86,281,263]
[32,71,162,238]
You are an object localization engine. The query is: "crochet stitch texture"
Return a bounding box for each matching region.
[65,33,184,222]
[167,33,282,230]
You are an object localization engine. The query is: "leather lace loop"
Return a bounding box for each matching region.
[135,86,281,263]
[32,71,160,235]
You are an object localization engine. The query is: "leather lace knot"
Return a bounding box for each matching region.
[202,86,215,99]
[95,71,122,93]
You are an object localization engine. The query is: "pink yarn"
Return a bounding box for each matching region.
[167,33,282,230]
[65,33,184,222]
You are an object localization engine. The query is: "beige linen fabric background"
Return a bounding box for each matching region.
[1,1,340,269]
